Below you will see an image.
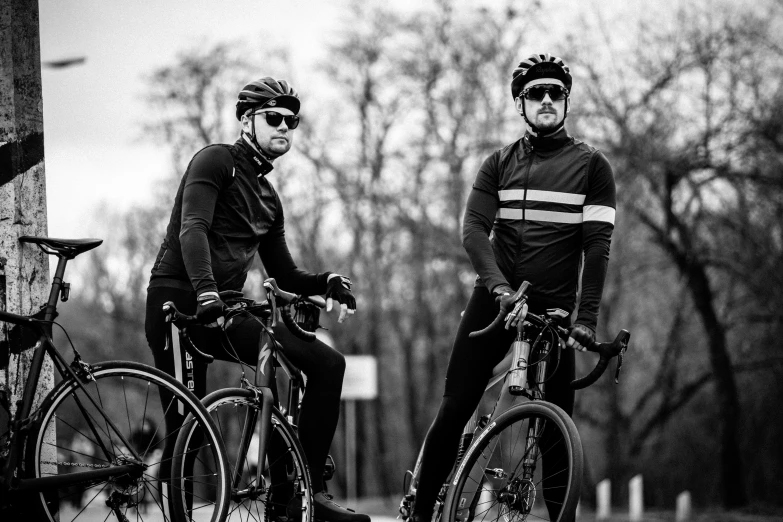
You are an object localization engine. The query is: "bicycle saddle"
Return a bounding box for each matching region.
[19,235,103,258]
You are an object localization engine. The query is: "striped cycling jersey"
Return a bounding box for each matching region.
[463,129,616,330]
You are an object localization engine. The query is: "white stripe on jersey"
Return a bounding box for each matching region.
[583,205,615,224]
[498,208,583,224]
[498,189,586,205]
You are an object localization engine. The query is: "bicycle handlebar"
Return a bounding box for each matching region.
[161,280,326,354]
[161,301,215,363]
[510,312,630,389]
[468,282,531,338]
[467,281,631,390]
[568,329,630,389]
[263,278,320,343]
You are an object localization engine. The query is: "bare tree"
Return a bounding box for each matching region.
[570,1,783,507]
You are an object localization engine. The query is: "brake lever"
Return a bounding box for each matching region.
[613,338,629,384]
[504,301,527,330]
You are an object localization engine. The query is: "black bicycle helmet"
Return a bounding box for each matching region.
[236,77,300,120]
[511,53,572,134]
[510,53,572,99]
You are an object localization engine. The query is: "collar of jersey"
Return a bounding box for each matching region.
[237,136,274,177]
[526,127,570,152]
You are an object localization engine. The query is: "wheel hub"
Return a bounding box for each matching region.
[105,454,146,508]
[498,477,536,520]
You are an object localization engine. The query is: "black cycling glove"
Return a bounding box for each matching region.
[325,274,356,311]
[493,285,515,315]
[567,324,595,351]
[196,292,226,327]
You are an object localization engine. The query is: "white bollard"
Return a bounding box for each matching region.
[629,474,644,521]
[676,491,692,521]
[596,479,611,520]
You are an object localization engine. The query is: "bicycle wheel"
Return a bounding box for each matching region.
[183,387,313,522]
[24,360,230,522]
[443,401,583,522]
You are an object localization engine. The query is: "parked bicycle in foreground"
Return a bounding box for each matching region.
[167,277,330,522]
[399,281,630,522]
[0,236,231,522]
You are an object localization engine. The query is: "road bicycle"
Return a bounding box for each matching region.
[0,236,231,522]
[166,277,328,522]
[399,281,630,522]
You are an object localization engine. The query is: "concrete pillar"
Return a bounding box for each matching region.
[629,474,644,521]
[0,0,51,419]
[596,479,611,520]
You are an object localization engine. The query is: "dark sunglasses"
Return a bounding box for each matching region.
[253,111,300,129]
[521,85,569,101]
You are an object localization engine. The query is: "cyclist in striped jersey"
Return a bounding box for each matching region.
[409,53,616,522]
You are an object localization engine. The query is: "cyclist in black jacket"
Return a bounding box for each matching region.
[145,77,370,522]
[409,54,616,522]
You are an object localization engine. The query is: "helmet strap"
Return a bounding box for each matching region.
[241,114,277,162]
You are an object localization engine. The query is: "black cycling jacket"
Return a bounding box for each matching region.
[462,128,616,330]
[149,136,329,296]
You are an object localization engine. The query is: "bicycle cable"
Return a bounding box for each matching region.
[526,324,562,386]
[50,320,84,361]
[219,307,282,379]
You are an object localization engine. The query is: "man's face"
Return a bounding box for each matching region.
[242,107,296,157]
[515,82,567,133]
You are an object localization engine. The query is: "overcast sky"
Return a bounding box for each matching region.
[39,0,360,237]
[39,0,657,239]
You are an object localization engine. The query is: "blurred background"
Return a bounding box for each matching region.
[40,0,783,516]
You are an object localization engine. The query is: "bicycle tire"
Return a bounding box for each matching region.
[178,387,313,522]
[24,360,230,522]
[443,401,583,522]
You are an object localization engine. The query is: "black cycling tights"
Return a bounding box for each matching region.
[413,286,575,521]
[145,285,344,493]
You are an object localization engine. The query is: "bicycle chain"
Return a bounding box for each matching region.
[40,460,110,469]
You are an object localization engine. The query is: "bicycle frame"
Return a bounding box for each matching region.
[403,313,558,521]
[223,303,301,498]
[0,255,143,495]
[165,281,315,504]
[448,319,553,521]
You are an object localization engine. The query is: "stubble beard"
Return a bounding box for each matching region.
[535,111,561,132]
[263,139,292,158]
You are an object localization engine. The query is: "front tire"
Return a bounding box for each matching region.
[443,401,583,522]
[179,387,313,522]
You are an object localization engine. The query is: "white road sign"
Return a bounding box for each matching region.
[341,355,378,400]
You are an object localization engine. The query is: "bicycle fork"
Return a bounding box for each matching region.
[233,332,279,501]
[230,385,275,501]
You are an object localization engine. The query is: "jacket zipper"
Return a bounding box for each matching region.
[517,144,535,276]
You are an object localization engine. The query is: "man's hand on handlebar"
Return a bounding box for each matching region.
[566,324,595,352]
[494,286,515,313]
[196,292,226,328]
[325,274,356,323]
